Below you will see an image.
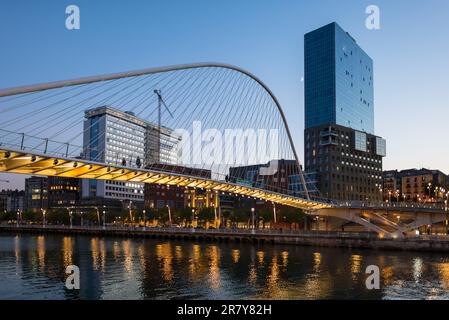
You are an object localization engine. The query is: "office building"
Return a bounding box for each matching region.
[0,190,24,213]
[47,176,81,208]
[24,176,48,213]
[229,159,313,197]
[304,22,386,201]
[82,106,181,202]
[144,164,211,210]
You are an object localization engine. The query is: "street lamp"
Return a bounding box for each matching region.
[142,209,146,231]
[80,211,84,227]
[69,210,73,228]
[102,209,106,230]
[95,207,100,226]
[166,205,172,225]
[16,209,20,227]
[128,201,133,226]
[251,207,255,230]
[41,208,46,227]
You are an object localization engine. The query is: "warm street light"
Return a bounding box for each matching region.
[128,201,133,226]
[41,208,46,227]
[166,205,172,225]
[273,203,277,224]
[142,209,146,230]
[251,207,255,230]
[95,207,100,226]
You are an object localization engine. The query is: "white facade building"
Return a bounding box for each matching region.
[82,106,181,202]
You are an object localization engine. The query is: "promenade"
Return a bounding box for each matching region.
[3,224,449,252]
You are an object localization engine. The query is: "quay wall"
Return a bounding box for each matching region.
[2,225,449,253]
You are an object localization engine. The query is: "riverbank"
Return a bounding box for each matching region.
[2,225,449,253]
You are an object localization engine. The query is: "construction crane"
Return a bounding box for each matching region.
[153,89,174,163]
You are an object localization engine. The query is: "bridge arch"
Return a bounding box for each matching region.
[0,62,309,198]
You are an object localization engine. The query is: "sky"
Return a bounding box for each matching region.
[0,0,449,190]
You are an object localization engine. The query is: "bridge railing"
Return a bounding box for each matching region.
[0,128,84,159]
[332,200,449,212]
[1,223,380,239]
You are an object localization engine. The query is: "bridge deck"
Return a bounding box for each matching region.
[0,148,332,210]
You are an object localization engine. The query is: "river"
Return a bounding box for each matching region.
[1,233,449,300]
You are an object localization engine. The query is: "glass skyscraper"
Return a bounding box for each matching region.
[305,22,374,134]
[304,22,386,202]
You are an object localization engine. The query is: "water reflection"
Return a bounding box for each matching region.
[2,233,449,299]
[413,257,423,281]
[350,254,362,281]
[156,243,173,282]
[207,245,221,290]
[62,237,73,266]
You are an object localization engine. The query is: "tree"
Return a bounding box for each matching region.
[46,208,70,225]
[0,211,16,222]
[220,209,232,228]
[231,208,250,228]
[175,207,194,226]
[197,207,215,225]
[258,208,272,229]
[22,211,40,223]
[157,207,170,225]
[279,207,305,229]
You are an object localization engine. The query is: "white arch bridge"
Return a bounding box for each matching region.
[0,63,446,238]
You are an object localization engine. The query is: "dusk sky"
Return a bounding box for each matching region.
[1,0,448,189]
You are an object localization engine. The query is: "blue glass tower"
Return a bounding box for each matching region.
[305,22,374,134]
[303,22,386,202]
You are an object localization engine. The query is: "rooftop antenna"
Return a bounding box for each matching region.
[154,90,174,163]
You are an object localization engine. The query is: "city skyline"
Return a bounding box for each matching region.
[2,1,449,303]
[1,0,449,190]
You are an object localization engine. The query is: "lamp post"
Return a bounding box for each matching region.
[251,207,255,231]
[212,203,217,228]
[80,211,84,227]
[191,208,195,229]
[102,209,106,230]
[69,210,73,229]
[16,209,20,227]
[95,207,100,226]
[166,205,172,225]
[128,201,133,226]
[273,203,277,224]
[217,193,222,229]
[142,209,146,231]
[41,208,46,227]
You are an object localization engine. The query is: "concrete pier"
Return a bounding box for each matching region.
[2,225,449,252]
